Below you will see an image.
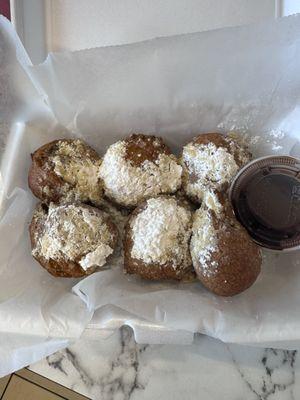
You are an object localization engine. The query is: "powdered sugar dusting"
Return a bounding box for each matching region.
[224,134,252,165]
[224,129,286,153]
[227,131,261,149]
[181,141,239,202]
[130,197,192,269]
[269,129,285,139]
[99,140,182,207]
[266,129,285,152]
[33,204,115,271]
[190,207,218,277]
[50,139,103,204]
[271,144,283,151]
[202,191,223,215]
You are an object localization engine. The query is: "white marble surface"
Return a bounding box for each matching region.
[30,327,299,400]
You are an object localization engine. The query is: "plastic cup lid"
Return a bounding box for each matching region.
[229,155,300,251]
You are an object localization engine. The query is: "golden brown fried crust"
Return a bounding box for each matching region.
[193,132,229,147]
[28,141,66,203]
[124,134,171,166]
[124,196,195,281]
[29,203,118,278]
[193,213,261,296]
[28,139,101,204]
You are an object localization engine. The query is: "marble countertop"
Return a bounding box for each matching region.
[30,327,299,400]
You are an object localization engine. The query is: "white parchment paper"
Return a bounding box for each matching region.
[1,14,300,376]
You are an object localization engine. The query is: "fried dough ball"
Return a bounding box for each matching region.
[124,196,194,281]
[190,203,261,296]
[28,139,103,205]
[30,203,118,277]
[99,134,182,208]
[181,133,251,204]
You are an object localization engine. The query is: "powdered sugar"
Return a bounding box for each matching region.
[33,204,115,271]
[181,141,239,202]
[227,131,261,149]
[202,191,223,215]
[222,129,285,153]
[99,140,182,207]
[50,139,103,204]
[265,130,285,152]
[79,243,113,270]
[130,197,192,268]
[190,207,219,277]
[271,144,283,151]
[269,129,285,139]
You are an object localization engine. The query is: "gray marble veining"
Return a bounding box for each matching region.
[30,327,299,400]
